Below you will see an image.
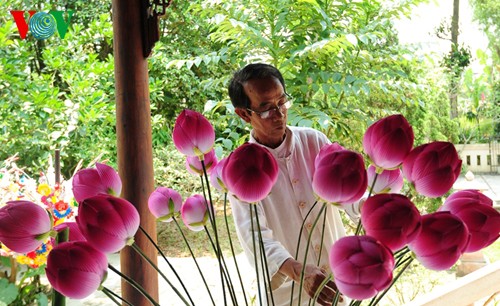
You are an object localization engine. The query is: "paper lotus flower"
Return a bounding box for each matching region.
[0,200,54,253]
[181,194,210,231]
[222,143,278,203]
[148,187,183,222]
[76,194,140,253]
[209,157,228,193]
[367,165,404,194]
[45,241,108,299]
[54,222,87,242]
[185,149,218,176]
[363,114,414,170]
[330,235,395,300]
[402,141,462,198]
[172,109,215,157]
[312,143,367,205]
[72,162,122,203]
[361,193,421,251]
[408,211,469,270]
[439,190,500,252]
[442,189,493,207]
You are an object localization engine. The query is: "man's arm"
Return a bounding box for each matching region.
[279,258,343,306]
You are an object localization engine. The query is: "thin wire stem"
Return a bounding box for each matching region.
[172,217,216,306]
[368,256,414,306]
[355,172,379,235]
[290,200,320,305]
[130,243,190,305]
[101,286,131,306]
[297,203,327,305]
[107,263,161,306]
[223,192,249,306]
[254,204,275,306]
[203,226,239,305]
[138,225,195,305]
[200,160,228,305]
[250,205,263,306]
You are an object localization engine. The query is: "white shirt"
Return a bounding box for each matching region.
[229,126,355,306]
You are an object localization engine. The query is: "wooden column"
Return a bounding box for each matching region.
[112,0,159,305]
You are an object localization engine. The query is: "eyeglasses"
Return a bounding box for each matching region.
[246,96,293,120]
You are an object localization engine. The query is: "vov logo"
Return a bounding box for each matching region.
[10,10,74,40]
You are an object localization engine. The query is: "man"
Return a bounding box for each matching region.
[228,63,357,306]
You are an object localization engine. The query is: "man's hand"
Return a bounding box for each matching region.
[279,258,343,305]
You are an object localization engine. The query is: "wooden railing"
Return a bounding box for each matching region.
[404,260,500,306]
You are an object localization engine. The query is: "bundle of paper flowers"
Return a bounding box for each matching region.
[0,111,499,306]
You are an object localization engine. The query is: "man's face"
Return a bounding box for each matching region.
[235,77,288,148]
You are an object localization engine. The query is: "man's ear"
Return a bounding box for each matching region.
[235,108,252,123]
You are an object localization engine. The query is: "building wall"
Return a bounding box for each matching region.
[455,143,500,173]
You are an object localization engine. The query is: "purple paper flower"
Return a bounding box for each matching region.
[172,109,215,157]
[361,193,421,251]
[223,143,278,203]
[72,163,122,203]
[363,114,414,170]
[312,143,367,205]
[76,194,140,253]
[0,201,53,253]
[46,241,108,299]
[330,235,395,300]
[148,187,183,222]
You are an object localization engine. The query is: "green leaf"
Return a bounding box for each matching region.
[0,278,18,306]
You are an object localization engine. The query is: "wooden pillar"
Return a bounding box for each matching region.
[112,0,159,305]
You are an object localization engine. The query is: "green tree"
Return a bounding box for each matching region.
[0,0,116,177]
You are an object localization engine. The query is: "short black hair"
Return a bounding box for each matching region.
[228,63,286,109]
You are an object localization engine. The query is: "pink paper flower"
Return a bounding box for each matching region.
[367,165,404,194]
[439,190,500,252]
[363,114,414,170]
[72,163,122,203]
[361,193,421,251]
[185,149,218,176]
[408,211,469,270]
[402,141,462,198]
[181,194,210,231]
[312,143,367,205]
[0,201,54,253]
[443,189,493,207]
[76,194,140,253]
[148,187,183,222]
[222,143,278,203]
[54,222,87,242]
[210,157,228,193]
[45,241,108,299]
[172,109,215,157]
[330,235,395,300]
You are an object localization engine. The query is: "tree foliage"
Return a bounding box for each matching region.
[1,0,483,180]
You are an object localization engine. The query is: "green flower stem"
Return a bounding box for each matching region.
[172,217,216,306]
[249,206,263,306]
[355,172,378,236]
[52,226,69,306]
[130,243,190,306]
[101,286,130,305]
[107,263,161,306]
[289,200,320,305]
[254,204,276,306]
[200,160,232,305]
[138,225,195,305]
[311,273,332,304]
[223,192,249,306]
[309,207,329,306]
[368,255,414,306]
[298,203,327,305]
[202,226,239,305]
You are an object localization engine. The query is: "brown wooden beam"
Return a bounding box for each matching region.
[112,0,159,304]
